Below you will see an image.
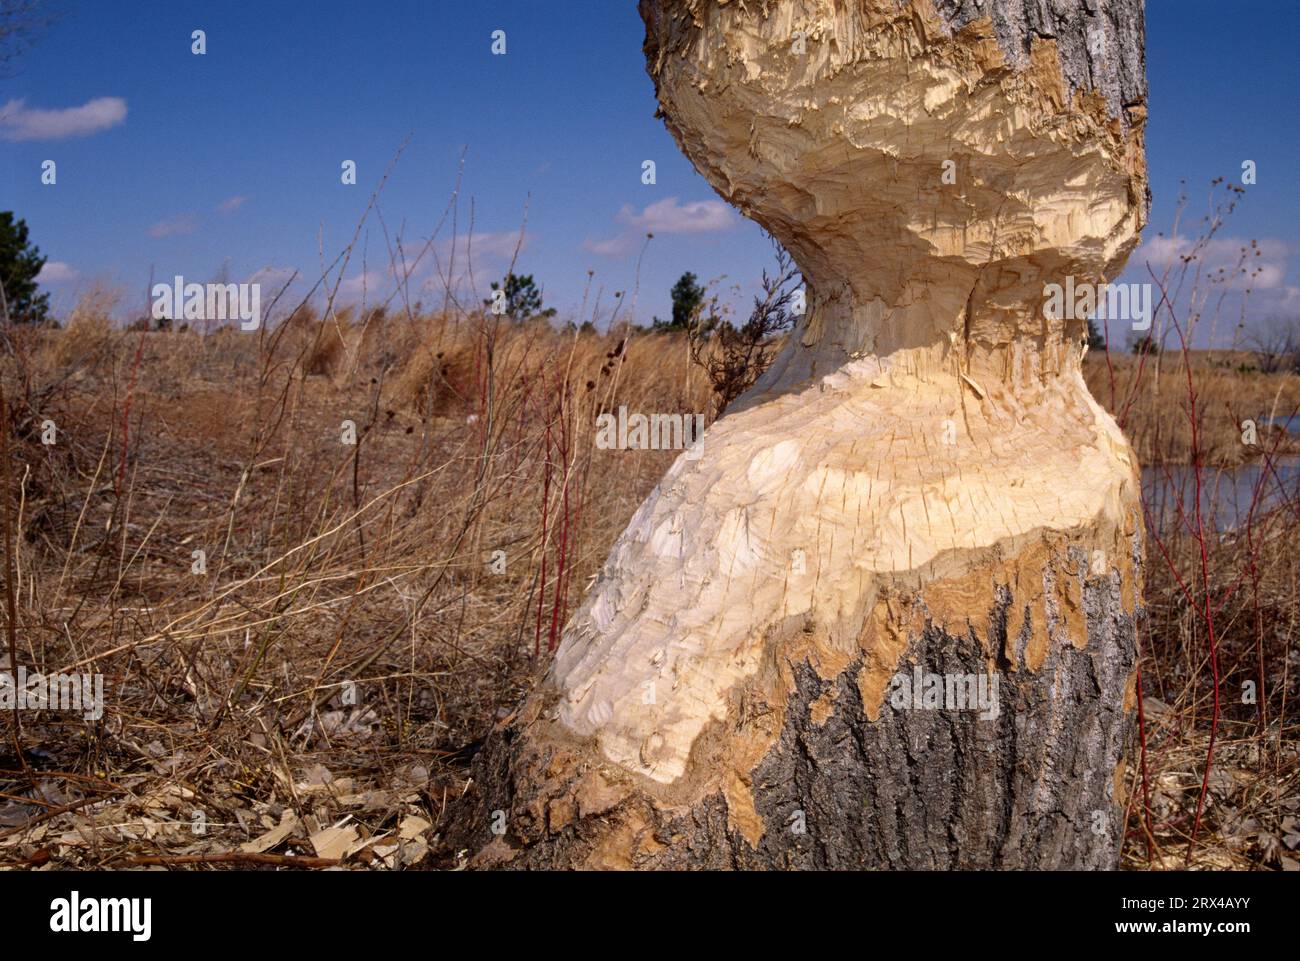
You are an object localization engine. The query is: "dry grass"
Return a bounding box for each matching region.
[0,287,1294,870]
[0,301,710,869]
[1085,351,1300,466]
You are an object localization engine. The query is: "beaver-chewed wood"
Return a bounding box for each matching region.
[440,0,1149,871]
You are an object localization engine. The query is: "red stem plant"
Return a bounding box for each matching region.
[1098,179,1299,868]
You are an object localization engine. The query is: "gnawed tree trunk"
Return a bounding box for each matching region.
[443,0,1149,870]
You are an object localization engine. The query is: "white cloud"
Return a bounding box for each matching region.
[338,269,387,300]
[36,261,77,284]
[584,197,733,259]
[581,234,637,257]
[247,266,298,289]
[0,97,127,142]
[217,196,247,214]
[1118,235,1296,348]
[392,231,531,293]
[614,197,733,235]
[357,231,529,283]
[238,231,531,308]
[1135,235,1288,291]
[461,230,530,260]
[147,215,198,239]
[1274,285,1300,311]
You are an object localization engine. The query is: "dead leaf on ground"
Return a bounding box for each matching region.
[240,810,300,854]
[309,821,359,860]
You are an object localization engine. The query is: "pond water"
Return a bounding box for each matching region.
[1141,459,1300,532]
[1268,413,1300,435]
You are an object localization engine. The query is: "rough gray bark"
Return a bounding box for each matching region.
[744,557,1140,870]
[935,0,1147,118]
[443,535,1140,870]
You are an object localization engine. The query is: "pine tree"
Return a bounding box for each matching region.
[0,212,51,325]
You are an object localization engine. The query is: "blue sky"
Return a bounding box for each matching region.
[2,0,1296,341]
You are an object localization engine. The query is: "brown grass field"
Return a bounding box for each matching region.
[0,291,1296,870]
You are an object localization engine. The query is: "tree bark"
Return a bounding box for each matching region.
[442,0,1149,870]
